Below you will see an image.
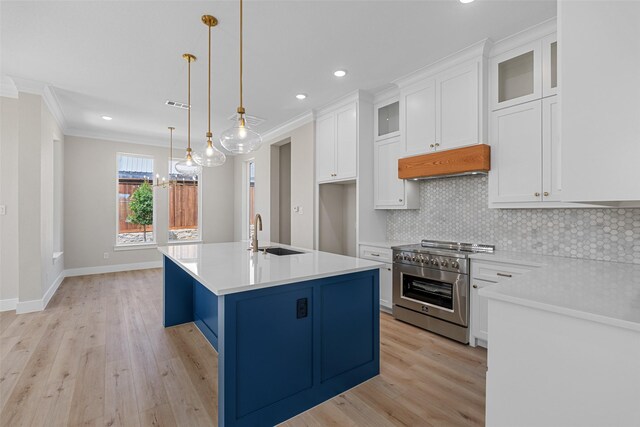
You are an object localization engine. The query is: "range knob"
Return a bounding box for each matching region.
[431,259,438,266]
[395,254,401,260]
[404,254,411,261]
[419,255,426,263]
[440,260,449,268]
[411,255,417,262]
[451,261,459,269]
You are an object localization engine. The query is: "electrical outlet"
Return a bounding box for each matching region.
[296,298,308,319]
[103,252,109,259]
[0,205,6,215]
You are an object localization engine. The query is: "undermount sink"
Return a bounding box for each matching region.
[258,247,305,256]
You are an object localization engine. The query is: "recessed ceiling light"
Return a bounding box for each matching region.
[333,70,347,78]
[102,115,113,121]
[296,93,307,100]
[460,0,475,3]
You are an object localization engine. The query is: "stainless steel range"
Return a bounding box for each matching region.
[392,240,495,344]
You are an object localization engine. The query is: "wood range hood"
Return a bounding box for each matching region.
[398,144,491,180]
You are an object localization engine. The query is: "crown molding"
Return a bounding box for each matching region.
[42,86,68,133]
[373,84,399,105]
[8,76,68,132]
[64,127,169,148]
[490,17,557,57]
[394,38,492,88]
[0,76,18,99]
[260,111,315,144]
[314,89,373,117]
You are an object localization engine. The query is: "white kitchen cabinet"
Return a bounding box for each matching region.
[542,34,558,98]
[315,102,357,183]
[400,78,437,155]
[374,99,400,141]
[489,96,566,206]
[374,136,418,209]
[436,62,480,151]
[470,279,491,346]
[316,114,336,182]
[399,60,482,155]
[469,259,535,347]
[491,40,542,111]
[542,96,561,201]
[489,100,543,203]
[359,244,393,310]
[560,1,640,203]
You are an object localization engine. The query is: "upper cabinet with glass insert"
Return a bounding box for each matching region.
[491,33,557,111]
[375,99,400,141]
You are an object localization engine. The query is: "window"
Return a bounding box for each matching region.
[168,159,200,242]
[116,153,155,245]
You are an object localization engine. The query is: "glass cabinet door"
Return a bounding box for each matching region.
[491,40,542,110]
[542,34,558,97]
[375,100,400,140]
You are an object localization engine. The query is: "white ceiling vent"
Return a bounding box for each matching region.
[227,113,265,127]
[165,100,190,110]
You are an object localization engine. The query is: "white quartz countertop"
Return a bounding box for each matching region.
[158,241,383,296]
[476,251,640,332]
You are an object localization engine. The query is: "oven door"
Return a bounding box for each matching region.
[393,263,468,326]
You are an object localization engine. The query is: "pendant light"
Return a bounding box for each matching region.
[194,14,226,167]
[175,53,203,175]
[154,126,176,188]
[219,0,262,154]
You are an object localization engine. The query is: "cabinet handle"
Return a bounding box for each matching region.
[472,284,478,289]
[534,192,541,197]
[370,253,380,257]
[387,268,392,271]
[497,273,512,278]
[543,192,549,197]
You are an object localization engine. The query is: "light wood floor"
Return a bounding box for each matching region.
[0,269,487,426]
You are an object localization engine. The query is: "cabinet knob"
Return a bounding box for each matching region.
[544,192,549,197]
[435,143,440,147]
[430,144,435,148]
[398,198,403,202]
[534,192,541,197]
[472,284,478,289]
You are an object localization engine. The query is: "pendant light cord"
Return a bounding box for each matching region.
[208,23,212,135]
[239,0,243,111]
[188,58,191,151]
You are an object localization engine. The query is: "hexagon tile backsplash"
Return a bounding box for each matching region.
[387,175,640,264]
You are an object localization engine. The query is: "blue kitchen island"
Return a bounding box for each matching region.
[159,242,382,427]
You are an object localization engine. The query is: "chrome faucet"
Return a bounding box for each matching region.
[251,213,262,252]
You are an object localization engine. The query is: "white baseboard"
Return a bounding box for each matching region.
[64,260,162,277]
[16,298,44,314]
[12,261,163,314]
[0,298,18,312]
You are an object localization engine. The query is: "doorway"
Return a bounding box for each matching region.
[270,140,291,245]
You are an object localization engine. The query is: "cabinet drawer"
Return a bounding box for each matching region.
[471,261,533,283]
[359,246,392,263]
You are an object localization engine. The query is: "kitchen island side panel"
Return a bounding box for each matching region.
[218,269,380,427]
[163,255,194,327]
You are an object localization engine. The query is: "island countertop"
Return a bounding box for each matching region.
[158,241,383,296]
[475,251,640,332]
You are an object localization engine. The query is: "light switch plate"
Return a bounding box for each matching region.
[0,205,6,215]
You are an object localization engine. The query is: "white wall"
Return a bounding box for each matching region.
[64,135,235,270]
[234,120,315,249]
[0,96,20,305]
[0,92,65,309]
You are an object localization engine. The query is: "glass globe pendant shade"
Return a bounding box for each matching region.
[175,151,202,175]
[194,137,226,167]
[219,114,262,154]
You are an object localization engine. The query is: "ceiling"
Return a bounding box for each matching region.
[1,0,556,150]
